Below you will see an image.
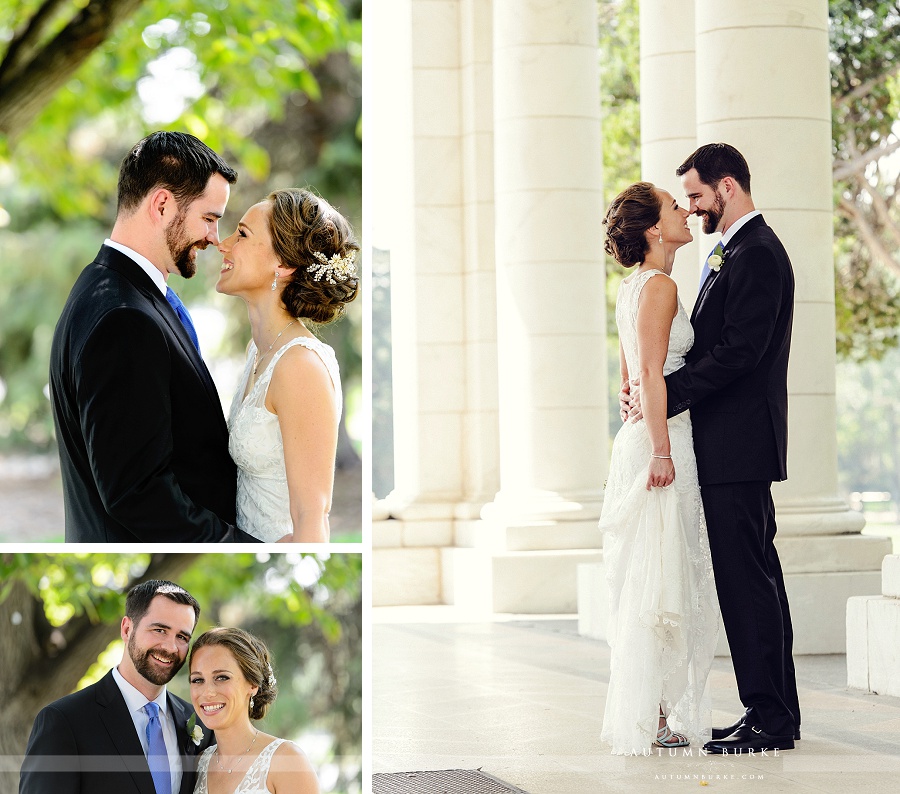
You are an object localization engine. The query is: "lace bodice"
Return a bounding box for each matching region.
[615,269,693,380]
[228,336,342,542]
[194,737,285,794]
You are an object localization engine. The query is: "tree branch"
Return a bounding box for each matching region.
[0,0,144,139]
[833,66,900,108]
[833,138,900,182]
[860,178,900,254]
[0,0,72,86]
[838,196,900,281]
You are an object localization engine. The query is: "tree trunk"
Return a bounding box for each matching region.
[0,0,145,139]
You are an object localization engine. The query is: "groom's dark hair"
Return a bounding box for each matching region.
[116,130,237,215]
[125,579,201,626]
[676,142,751,194]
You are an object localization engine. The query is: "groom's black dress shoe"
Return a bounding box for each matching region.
[712,715,800,741]
[703,725,795,754]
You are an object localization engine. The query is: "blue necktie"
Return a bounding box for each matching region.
[143,702,172,794]
[165,287,201,353]
[699,242,724,293]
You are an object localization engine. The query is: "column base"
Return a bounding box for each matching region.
[848,555,900,696]
[443,545,603,613]
[578,533,891,655]
[773,496,867,536]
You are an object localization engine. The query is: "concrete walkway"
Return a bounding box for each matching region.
[373,607,900,793]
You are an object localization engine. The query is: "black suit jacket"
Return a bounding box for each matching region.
[666,215,794,485]
[50,245,256,542]
[19,669,213,794]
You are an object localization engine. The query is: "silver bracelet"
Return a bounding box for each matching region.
[650,454,672,459]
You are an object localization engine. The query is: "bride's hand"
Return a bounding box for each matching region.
[276,533,293,543]
[647,456,675,490]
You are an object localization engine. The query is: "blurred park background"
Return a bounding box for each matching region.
[0,0,362,540]
[371,0,900,553]
[0,551,363,794]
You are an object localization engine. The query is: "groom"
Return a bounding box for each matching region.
[50,131,257,542]
[20,579,213,794]
[626,143,800,753]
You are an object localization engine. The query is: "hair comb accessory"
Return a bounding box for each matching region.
[266,663,277,687]
[308,250,357,284]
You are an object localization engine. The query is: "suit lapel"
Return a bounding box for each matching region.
[692,269,720,322]
[96,246,227,433]
[95,671,157,794]
[168,694,194,794]
[691,215,767,323]
[169,693,214,794]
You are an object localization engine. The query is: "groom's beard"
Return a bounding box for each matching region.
[165,209,205,279]
[699,191,726,235]
[128,633,186,685]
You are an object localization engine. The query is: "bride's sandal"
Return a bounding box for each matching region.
[654,722,689,748]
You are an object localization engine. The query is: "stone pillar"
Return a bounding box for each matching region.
[693,0,889,649]
[639,0,701,308]
[371,0,465,605]
[458,0,606,612]
[456,0,501,520]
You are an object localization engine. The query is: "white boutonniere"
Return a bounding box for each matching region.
[707,242,726,272]
[186,713,204,746]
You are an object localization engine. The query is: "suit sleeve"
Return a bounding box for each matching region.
[666,245,785,416]
[20,706,80,794]
[75,308,255,542]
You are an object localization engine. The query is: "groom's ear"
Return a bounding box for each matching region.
[120,615,133,642]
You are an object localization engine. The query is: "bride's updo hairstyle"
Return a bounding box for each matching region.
[189,627,278,720]
[267,188,360,324]
[603,181,662,268]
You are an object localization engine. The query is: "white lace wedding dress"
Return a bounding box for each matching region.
[599,269,719,755]
[228,336,342,542]
[194,737,286,793]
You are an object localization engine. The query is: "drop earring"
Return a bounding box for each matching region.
[249,696,255,714]
[658,232,663,244]
[271,271,278,291]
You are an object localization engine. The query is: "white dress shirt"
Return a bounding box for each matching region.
[104,238,168,296]
[112,666,183,793]
[720,209,761,248]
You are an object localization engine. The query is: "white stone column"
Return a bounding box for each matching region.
[477,0,606,559]
[456,0,501,521]
[693,0,890,651]
[371,0,466,605]
[639,0,701,309]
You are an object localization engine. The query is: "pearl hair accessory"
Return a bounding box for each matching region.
[308,250,357,285]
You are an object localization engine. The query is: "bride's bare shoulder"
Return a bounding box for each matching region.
[268,740,319,794]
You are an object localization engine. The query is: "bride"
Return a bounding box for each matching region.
[216,189,359,543]
[599,182,719,754]
[189,627,319,794]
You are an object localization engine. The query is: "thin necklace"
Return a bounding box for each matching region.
[253,320,294,375]
[214,728,259,774]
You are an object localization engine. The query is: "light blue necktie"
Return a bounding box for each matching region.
[143,701,172,794]
[165,287,201,353]
[699,241,725,294]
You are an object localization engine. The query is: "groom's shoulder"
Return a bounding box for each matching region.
[36,675,106,719]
